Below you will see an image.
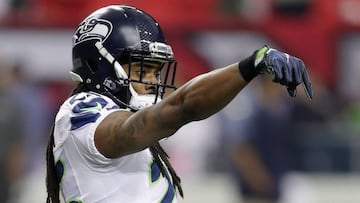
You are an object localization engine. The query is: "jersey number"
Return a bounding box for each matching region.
[150,160,176,203]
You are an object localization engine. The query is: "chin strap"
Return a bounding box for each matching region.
[129,93,162,110]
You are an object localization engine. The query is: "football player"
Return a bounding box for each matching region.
[46,5,313,203]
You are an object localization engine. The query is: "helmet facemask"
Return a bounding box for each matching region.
[92,40,177,111]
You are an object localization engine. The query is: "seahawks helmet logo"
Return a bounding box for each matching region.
[73,18,113,46]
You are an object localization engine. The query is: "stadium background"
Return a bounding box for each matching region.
[0,0,360,202]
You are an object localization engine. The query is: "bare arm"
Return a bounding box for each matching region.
[95,63,248,158]
[95,45,314,158]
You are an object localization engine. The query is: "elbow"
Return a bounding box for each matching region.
[169,80,210,124]
[178,93,207,122]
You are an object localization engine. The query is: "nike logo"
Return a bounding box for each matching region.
[80,102,102,112]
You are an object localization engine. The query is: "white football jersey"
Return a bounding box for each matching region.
[53,92,177,203]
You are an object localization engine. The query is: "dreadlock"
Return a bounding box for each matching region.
[150,143,183,197]
[45,84,183,202]
[46,84,84,203]
[46,124,58,203]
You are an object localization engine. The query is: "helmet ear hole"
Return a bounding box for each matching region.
[86,59,98,73]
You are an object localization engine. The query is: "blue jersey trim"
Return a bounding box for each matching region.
[70,112,100,130]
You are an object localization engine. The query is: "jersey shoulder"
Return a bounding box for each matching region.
[67,92,118,110]
[59,92,124,131]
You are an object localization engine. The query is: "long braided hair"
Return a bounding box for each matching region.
[45,84,183,203]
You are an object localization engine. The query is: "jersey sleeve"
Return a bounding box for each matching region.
[58,92,126,165]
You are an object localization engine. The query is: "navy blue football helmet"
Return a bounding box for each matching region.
[70,5,177,110]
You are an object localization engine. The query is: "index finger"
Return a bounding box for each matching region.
[302,68,313,99]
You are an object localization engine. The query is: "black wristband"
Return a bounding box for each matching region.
[238,53,258,82]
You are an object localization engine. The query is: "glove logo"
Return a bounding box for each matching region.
[73,18,113,46]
